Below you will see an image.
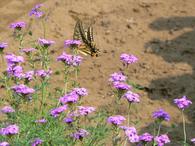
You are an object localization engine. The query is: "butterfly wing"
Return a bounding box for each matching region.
[73,20,99,56]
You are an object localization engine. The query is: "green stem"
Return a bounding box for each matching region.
[182,110,187,144]
[124,103,132,146]
[127,103,132,126]
[157,123,161,136]
[40,80,46,114]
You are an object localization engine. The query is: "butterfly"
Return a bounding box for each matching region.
[73,20,100,57]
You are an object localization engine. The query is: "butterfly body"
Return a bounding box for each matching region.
[73,20,99,57]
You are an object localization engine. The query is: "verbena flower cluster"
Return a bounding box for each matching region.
[9,22,26,29]
[57,52,83,66]
[152,109,170,122]
[0,124,19,136]
[11,84,35,96]
[38,38,55,47]
[120,53,138,66]
[0,106,15,114]
[64,39,81,48]
[70,129,89,140]
[174,95,192,110]
[154,134,170,146]
[107,115,126,126]
[29,4,44,18]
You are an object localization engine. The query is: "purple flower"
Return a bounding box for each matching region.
[10,22,26,29]
[35,118,47,124]
[50,105,68,118]
[73,88,88,97]
[72,55,83,66]
[120,53,138,65]
[154,134,170,146]
[29,4,44,18]
[7,65,24,79]
[77,106,95,116]
[152,109,170,122]
[0,124,19,135]
[59,92,79,104]
[38,38,55,47]
[191,138,195,144]
[139,133,153,143]
[113,82,131,91]
[174,96,192,110]
[109,72,127,82]
[0,142,9,146]
[122,91,140,103]
[31,138,43,146]
[64,39,81,48]
[57,52,83,66]
[11,84,35,96]
[35,69,52,79]
[107,115,126,126]
[22,48,36,54]
[57,52,72,65]
[70,129,89,140]
[121,126,139,143]
[24,71,34,81]
[64,117,74,124]
[0,106,15,114]
[5,53,24,66]
[0,42,8,52]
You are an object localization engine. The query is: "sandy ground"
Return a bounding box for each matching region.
[0,0,195,145]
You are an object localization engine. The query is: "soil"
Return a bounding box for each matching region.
[0,0,195,145]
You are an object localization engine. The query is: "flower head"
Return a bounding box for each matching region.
[191,138,195,144]
[72,55,83,66]
[113,82,131,91]
[5,53,24,66]
[57,52,72,65]
[38,38,55,47]
[121,126,139,143]
[22,48,36,54]
[24,71,34,81]
[29,4,44,18]
[70,129,89,140]
[11,84,35,96]
[109,72,127,83]
[107,115,126,126]
[64,117,74,124]
[0,42,8,52]
[120,53,138,65]
[139,133,153,143]
[0,106,15,114]
[0,142,9,146]
[10,22,26,30]
[35,118,47,124]
[64,39,81,48]
[152,109,170,122]
[7,65,24,79]
[122,91,140,103]
[77,106,95,116]
[0,124,19,135]
[50,105,68,118]
[154,134,170,146]
[31,138,43,146]
[73,88,88,97]
[174,95,192,110]
[57,52,83,66]
[35,69,52,79]
[59,92,79,104]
